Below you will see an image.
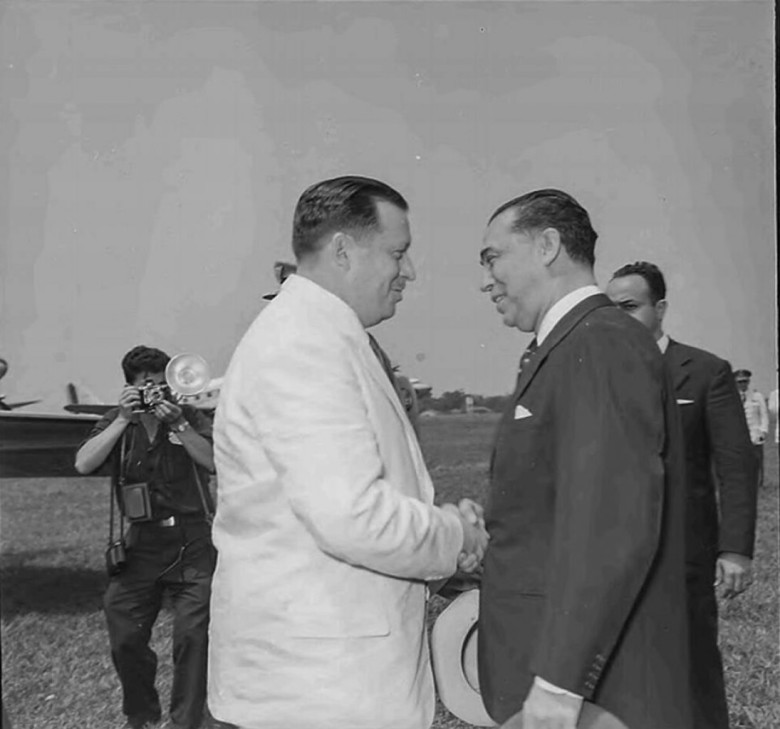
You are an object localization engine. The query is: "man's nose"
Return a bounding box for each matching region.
[480,267,494,293]
[401,254,416,282]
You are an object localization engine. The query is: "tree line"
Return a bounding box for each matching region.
[417,389,510,414]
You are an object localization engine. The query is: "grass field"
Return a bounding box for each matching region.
[1,414,778,728]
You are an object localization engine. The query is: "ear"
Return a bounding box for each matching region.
[330,231,354,271]
[656,299,668,322]
[538,227,562,266]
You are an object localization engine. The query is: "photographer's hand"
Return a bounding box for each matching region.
[75,385,136,475]
[117,385,141,422]
[154,400,215,473]
[153,399,183,425]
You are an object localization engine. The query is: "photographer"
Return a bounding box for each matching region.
[75,345,215,729]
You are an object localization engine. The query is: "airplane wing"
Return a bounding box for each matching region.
[0,410,102,479]
[63,404,114,416]
[0,398,43,411]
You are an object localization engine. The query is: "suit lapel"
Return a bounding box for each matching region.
[359,335,431,495]
[515,294,615,399]
[664,339,692,392]
[360,335,407,423]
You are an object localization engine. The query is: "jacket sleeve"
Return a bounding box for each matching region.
[706,360,758,557]
[529,330,665,697]
[246,331,463,581]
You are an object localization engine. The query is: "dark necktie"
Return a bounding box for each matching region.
[518,338,539,376]
[368,334,398,390]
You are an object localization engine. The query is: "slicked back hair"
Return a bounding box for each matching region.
[121,345,171,384]
[291,176,408,260]
[489,189,597,266]
[611,261,667,304]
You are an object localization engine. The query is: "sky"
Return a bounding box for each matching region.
[0,0,776,409]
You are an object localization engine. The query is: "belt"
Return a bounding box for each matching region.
[134,514,209,528]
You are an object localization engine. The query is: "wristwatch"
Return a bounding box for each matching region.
[173,420,190,433]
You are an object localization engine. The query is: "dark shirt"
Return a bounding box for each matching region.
[86,406,214,519]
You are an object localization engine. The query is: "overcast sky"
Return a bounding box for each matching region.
[0,0,775,408]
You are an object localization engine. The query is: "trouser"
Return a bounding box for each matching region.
[104,521,216,729]
[686,561,729,729]
[753,443,764,489]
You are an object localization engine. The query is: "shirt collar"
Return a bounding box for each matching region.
[281,274,366,339]
[537,285,602,345]
[657,333,670,353]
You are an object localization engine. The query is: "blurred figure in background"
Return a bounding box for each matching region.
[608,261,757,729]
[734,369,769,489]
[768,386,779,445]
[395,372,420,434]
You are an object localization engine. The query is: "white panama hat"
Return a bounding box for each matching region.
[431,590,630,729]
[430,589,497,727]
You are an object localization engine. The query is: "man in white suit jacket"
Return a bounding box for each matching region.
[208,176,487,729]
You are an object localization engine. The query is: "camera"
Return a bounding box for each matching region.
[105,539,127,576]
[137,382,171,411]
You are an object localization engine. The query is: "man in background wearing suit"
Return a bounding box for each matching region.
[608,261,757,729]
[477,190,692,729]
[208,176,487,729]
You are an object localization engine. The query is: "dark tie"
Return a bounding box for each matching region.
[518,338,539,376]
[368,334,398,389]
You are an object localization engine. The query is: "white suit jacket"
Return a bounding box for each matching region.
[208,274,463,729]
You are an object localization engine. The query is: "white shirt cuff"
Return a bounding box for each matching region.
[534,676,583,700]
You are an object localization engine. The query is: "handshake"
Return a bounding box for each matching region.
[442,499,489,574]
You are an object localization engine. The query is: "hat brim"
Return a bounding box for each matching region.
[430,589,497,727]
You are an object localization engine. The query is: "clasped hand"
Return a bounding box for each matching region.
[442,498,488,573]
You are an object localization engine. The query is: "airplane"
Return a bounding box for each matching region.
[0,358,42,411]
[0,407,101,479]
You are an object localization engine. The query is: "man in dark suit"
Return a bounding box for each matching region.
[477,189,692,729]
[607,261,757,729]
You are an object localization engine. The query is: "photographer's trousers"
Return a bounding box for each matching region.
[104,521,215,729]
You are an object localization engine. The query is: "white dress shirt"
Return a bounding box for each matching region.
[537,285,603,344]
[657,333,670,353]
[742,389,769,445]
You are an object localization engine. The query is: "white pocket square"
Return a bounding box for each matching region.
[676,399,694,405]
[514,404,533,420]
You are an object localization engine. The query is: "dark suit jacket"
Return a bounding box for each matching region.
[478,294,692,729]
[664,339,757,566]
[663,339,756,729]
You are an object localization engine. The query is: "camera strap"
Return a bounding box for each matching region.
[108,431,127,545]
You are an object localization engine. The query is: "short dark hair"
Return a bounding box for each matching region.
[291,176,408,259]
[611,261,667,304]
[121,346,170,383]
[489,189,597,266]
